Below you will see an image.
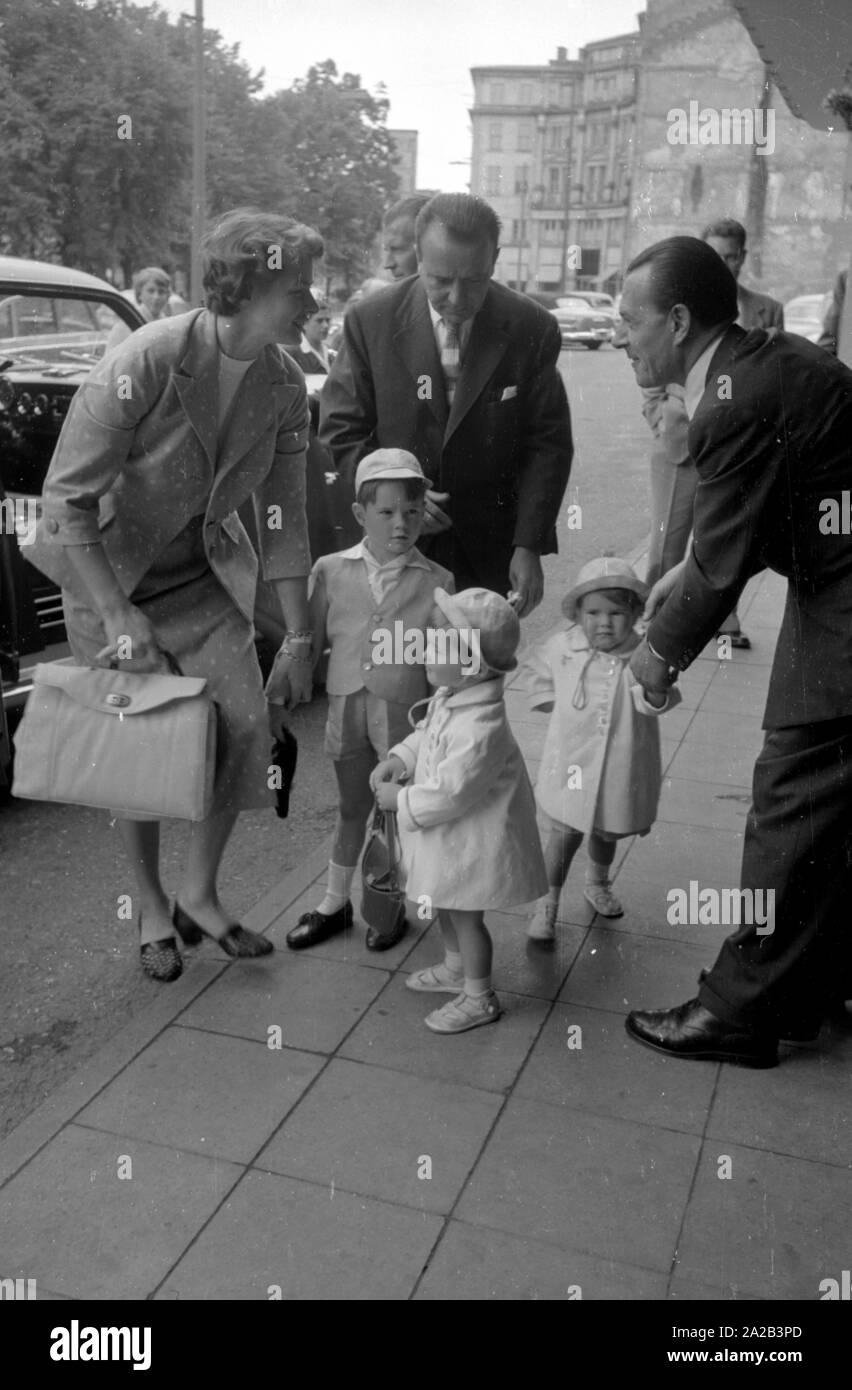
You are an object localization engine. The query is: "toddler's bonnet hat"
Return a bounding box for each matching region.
[562,555,648,622]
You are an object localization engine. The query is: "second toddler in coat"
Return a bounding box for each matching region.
[371,588,546,1032]
[524,556,681,941]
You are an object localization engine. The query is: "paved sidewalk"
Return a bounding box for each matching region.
[1,566,850,1301]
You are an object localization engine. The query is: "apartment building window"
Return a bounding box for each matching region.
[516,125,532,152]
[514,165,530,194]
[548,165,562,198]
[484,166,502,197]
[511,219,527,243]
[489,83,505,103]
[585,165,605,203]
[519,83,533,105]
[488,122,503,151]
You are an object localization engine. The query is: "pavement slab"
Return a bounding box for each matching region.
[514,1001,718,1135]
[339,975,550,1094]
[255,1057,503,1213]
[76,1027,325,1164]
[414,1220,668,1300]
[557,927,714,1014]
[155,1168,443,1301]
[0,1124,243,1300]
[455,1094,701,1272]
[673,1143,852,1300]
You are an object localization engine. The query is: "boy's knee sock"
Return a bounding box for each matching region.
[316,861,356,916]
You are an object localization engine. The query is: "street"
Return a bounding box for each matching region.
[0,343,651,1141]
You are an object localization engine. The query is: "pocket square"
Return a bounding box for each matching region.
[501,386,518,401]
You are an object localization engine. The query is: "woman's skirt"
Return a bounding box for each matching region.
[62,516,273,819]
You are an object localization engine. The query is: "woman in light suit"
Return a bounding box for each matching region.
[31,208,322,981]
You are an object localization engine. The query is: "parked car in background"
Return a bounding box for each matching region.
[550,295,614,349]
[0,257,143,781]
[783,293,828,343]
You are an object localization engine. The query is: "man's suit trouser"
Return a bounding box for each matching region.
[698,717,852,1034]
[645,448,742,633]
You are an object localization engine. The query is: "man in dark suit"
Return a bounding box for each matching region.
[702,217,785,330]
[616,235,852,1069]
[319,193,573,613]
[382,194,431,282]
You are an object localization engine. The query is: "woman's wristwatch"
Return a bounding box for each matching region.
[278,629,314,664]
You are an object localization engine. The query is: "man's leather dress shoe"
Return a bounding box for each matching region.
[286,901,353,950]
[625,998,778,1068]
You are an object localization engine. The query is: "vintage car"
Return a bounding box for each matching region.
[0,256,143,783]
[550,294,614,349]
[783,293,829,344]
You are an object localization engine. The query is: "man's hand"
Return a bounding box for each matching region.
[508,547,544,618]
[643,559,687,622]
[629,637,676,695]
[420,489,452,536]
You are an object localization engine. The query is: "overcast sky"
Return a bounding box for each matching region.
[158,0,645,190]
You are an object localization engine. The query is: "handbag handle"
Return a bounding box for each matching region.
[108,647,184,677]
[371,804,401,877]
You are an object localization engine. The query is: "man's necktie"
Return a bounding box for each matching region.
[440,321,461,407]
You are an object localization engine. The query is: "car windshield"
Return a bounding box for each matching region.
[0,291,126,371]
[556,298,592,311]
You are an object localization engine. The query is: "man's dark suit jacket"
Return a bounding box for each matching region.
[287,345,336,376]
[736,284,784,330]
[319,276,573,592]
[648,325,852,729]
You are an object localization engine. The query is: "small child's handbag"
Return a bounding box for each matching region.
[361,805,407,938]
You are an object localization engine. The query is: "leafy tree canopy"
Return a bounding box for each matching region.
[0,2,399,293]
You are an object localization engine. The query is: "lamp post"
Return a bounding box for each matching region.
[559,118,574,293]
[528,112,548,287]
[516,181,527,287]
[189,0,206,307]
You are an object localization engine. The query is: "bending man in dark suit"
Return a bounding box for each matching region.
[617,235,852,1069]
[319,193,573,614]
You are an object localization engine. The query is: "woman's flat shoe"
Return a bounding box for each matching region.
[172,903,273,958]
[140,937,183,983]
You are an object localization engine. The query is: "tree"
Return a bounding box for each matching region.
[264,61,400,293]
[0,9,400,293]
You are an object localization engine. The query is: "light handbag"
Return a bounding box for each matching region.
[360,805,407,938]
[12,656,217,821]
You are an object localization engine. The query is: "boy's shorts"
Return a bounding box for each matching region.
[325,690,413,762]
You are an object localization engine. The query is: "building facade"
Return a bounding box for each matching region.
[387,130,419,198]
[470,36,641,293]
[628,0,848,301]
[470,2,848,302]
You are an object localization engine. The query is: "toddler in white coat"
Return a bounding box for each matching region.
[524,556,681,941]
[371,588,546,1033]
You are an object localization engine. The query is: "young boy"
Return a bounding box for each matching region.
[266,448,453,952]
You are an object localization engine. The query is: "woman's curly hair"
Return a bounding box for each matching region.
[201,207,324,315]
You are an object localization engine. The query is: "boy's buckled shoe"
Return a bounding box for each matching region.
[286,902,353,950]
